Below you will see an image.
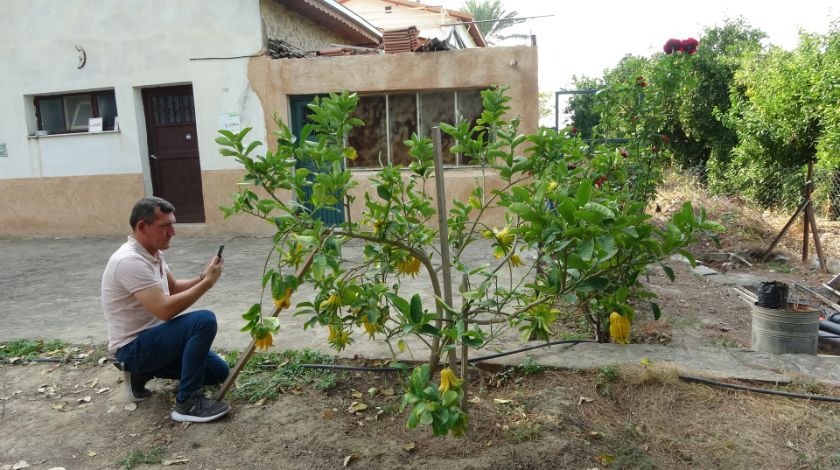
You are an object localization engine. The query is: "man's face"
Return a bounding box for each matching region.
[144,208,176,251]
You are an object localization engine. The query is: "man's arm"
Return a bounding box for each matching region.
[135,257,223,321]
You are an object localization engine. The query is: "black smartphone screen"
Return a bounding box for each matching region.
[217,245,225,259]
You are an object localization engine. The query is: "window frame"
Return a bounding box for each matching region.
[33,89,117,135]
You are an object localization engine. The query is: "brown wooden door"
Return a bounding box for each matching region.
[142,85,205,223]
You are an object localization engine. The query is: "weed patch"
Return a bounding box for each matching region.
[118,447,164,469]
[226,349,342,402]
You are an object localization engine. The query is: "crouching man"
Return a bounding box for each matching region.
[101,197,230,423]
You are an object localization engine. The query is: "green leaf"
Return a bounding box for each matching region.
[651,302,662,320]
[409,294,423,325]
[575,180,592,206]
[578,238,595,261]
[662,265,675,282]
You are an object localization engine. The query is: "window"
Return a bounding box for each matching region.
[344,89,484,168]
[34,90,118,134]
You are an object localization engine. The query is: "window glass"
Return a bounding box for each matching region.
[348,95,388,168]
[34,89,118,134]
[419,92,456,164]
[388,94,418,167]
[64,94,93,130]
[97,93,118,130]
[39,97,64,133]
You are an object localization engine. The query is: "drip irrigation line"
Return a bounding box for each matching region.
[299,363,401,372]
[297,339,595,373]
[467,339,595,363]
[679,375,840,403]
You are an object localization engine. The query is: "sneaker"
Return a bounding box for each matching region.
[123,370,153,402]
[170,394,230,423]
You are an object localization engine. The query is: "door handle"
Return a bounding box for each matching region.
[150,154,157,160]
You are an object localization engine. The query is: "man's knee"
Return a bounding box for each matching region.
[188,309,218,335]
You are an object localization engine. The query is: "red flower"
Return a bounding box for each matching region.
[663,38,683,54]
[594,175,607,188]
[682,37,699,54]
[636,76,647,87]
[570,127,578,135]
[619,148,628,158]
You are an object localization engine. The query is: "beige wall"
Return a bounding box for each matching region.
[0,171,277,238]
[0,46,537,238]
[248,46,538,133]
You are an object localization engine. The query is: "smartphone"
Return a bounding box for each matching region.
[216,244,225,259]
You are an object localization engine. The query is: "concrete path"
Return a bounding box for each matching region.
[1,235,839,386]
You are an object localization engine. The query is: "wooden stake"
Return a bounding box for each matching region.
[215,249,316,401]
[762,199,809,262]
[431,127,456,371]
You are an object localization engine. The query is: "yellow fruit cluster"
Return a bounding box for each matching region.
[438,367,463,393]
[609,312,631,344]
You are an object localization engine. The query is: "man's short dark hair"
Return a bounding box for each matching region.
[130,197,175,230]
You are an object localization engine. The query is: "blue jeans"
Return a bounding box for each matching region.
[115,310,230,403]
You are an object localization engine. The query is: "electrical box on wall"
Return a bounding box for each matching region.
[0,143,7,158]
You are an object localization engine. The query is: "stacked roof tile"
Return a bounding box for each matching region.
[383,26,420,54]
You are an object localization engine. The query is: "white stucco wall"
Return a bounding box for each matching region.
[0,0,267,180]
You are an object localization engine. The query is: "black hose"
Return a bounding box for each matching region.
[468,339,595,363]
[819,321,840,335]
[679,374,840,403]
[297,339,596,373]
[299,363,401,372]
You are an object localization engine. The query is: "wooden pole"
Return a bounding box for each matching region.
[215,250,316,401]
[806,202,828,272]
[802,162,814,262]
[762,199,810,262]
[431,127,456,371]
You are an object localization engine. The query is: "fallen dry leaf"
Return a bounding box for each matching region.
[597,452,615,464]
[381,388,395,396]
[367,387,378,396]
[12,461,29,470]
[351,390,364,399]
[253,398,266,406]
[162,458,190,466]
[124,403,137,411]
[95,387,110,394]
[98,356,108,365]
[87,451,97,457]
[343,454,355,467]
[577,396,594,405]
[640,357,653,366]
[403,442,416,452]
[493,398,512,405]
[51,403,67,412]
[347,401,368,413]
[78,396,91,403]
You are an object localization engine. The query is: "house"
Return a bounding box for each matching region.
[0,0,537,238]
[338,0,487,49]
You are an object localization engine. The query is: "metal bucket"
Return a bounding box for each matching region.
[751,303,819,355]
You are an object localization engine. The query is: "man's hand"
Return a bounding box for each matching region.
[201,256,224,286]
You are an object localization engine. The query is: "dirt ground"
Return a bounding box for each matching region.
[3,252,839,470]
[4,180,840,469]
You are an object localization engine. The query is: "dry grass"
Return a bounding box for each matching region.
[653,170,840,261]
[565,364,840,469]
